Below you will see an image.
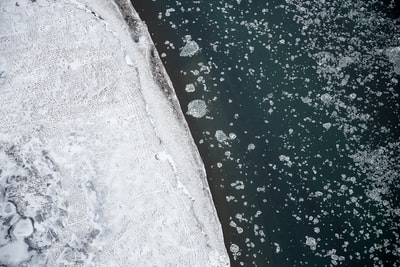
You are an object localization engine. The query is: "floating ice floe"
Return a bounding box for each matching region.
[180,41,200,57]
[305,236,317,251]
[215,130,236,145]
[215,130,228,143]
[274,242,281,253]
[186,99,207,118]
[230,244,239,252]
[229,243,241,260]
[247,143,256,151]
[165,8,175,17]
[320,93,333,104]
[185,83,196,92]
[322,122,332,130]
[180,36,200,57]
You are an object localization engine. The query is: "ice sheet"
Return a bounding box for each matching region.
[0,0,229,266]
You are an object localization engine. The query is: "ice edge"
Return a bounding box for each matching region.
[112,0,230,264]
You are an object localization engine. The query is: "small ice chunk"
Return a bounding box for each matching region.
[349,93,357,100]
[185,83,195,93]
[165,8,175,17]
[320,93,333,104]
[313,191,323,197]
[180,40,200,57]
[274,242,281,253]
[301,96,312,104]
[305,236,317,250]
[322,122,332,130]
[186,100,207,118]
[279,155,290,163]
[247,143,255,150]
[230,243,240,253]
[12,218,34,239]
[229,133,237,140]
[215,130,228,143]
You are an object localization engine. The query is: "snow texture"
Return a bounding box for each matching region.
[0,0,229,266]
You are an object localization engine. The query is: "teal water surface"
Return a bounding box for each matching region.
[133,0,400,266]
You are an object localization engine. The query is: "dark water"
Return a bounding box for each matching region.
[133,0,400,266]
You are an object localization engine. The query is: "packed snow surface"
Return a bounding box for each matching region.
[0,0,229,266]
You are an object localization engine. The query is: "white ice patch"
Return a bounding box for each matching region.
[279,155,293,167]
[229,244,239,253]
[215,130,236,145]
[165,8,175,17]
[229,243,240,260]
[186,99,207,118]
[274,242,281,253]
[215,130,228,143]
[180,41,200,57]
[320,93,333,104]
[180,36,200,57]
[247,143,256,151]
[305,236,317,250]
[231,180,245,190]
[322,122,332,130]
[185,83,196,93]
[325,249,345,265]
[301,96,312,104]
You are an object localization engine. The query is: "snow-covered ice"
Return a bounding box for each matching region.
[0,0,229,266]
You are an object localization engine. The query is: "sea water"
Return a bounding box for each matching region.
[133,0,400,266]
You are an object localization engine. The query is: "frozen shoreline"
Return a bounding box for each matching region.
[0,0,229,266]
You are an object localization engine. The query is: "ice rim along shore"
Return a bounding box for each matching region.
[0,0,230,266]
